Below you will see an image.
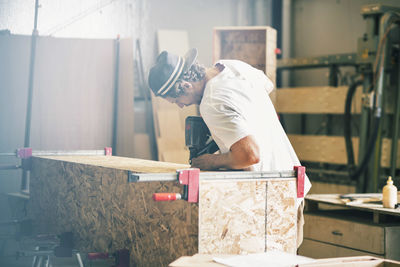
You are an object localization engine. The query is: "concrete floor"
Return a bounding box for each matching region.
[0,239,114,267]
[0,255,115,267]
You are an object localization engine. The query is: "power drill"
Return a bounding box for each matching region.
[185,116,219,161]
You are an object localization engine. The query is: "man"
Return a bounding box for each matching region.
[148,48,311,247]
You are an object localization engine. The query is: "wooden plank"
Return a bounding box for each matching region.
[288,135,359,165]
[298,239,381,259]
[288,135,400,168]
[303,214,385,254]
[116,39,135,157]
[270,86,363,114]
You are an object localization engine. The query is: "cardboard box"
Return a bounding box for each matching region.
[297,256,400,267]
[170,255,400,267]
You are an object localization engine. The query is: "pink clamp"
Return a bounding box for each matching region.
[294,166,305,198]
[177,168,200,203]
[16,148,32,159]
[104,147,112,156]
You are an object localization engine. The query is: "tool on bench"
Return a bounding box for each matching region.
[339,193,382,205]
[185,116,219,162]
[152,116,218,202]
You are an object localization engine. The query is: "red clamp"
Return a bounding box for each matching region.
[152,193,181,201]
[88,252,109,260]
[104,147,112,156]
[178,168,200,203]
[16,148,32,159]
[294,166,305,198]
[152,168,200,203]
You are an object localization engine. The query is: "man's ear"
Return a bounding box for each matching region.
[181,81,192,90]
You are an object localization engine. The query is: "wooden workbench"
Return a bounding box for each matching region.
[28,155,298,267]
[299,194,400,261]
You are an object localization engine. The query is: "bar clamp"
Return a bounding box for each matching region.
[152,168,200,203]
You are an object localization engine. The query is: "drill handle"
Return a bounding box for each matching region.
[196,140,219,158]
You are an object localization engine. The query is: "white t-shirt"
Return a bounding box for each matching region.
[199,60,311,207]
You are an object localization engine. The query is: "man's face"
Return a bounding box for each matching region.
[164,93,196,108]
[164,81,200,108]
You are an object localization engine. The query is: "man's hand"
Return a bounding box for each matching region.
[190,153,218,170]
[190,135,260,170]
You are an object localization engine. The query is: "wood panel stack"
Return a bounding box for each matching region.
[271,85,400,193]
[213,26,277,86]
[28,155,298,266]
[271,86,400,168]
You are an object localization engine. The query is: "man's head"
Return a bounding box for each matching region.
[148,48,206,107]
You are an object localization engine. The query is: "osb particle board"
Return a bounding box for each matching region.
[198,178,297,255]
[266,180,297,254]
[198,180,267,254]
[29,156,299,266]
[213,26,276,85]
[28,156,196,267]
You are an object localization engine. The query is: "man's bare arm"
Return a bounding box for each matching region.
[190,135,260,170]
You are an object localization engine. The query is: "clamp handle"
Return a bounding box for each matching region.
[152,193,182,201]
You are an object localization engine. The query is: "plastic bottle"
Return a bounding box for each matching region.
[382,176,397,209]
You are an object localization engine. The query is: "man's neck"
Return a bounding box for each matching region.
[205,65,222,83]
[193,65,223,104]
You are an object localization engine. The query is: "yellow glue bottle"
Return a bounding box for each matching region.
[382,176,397,209]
